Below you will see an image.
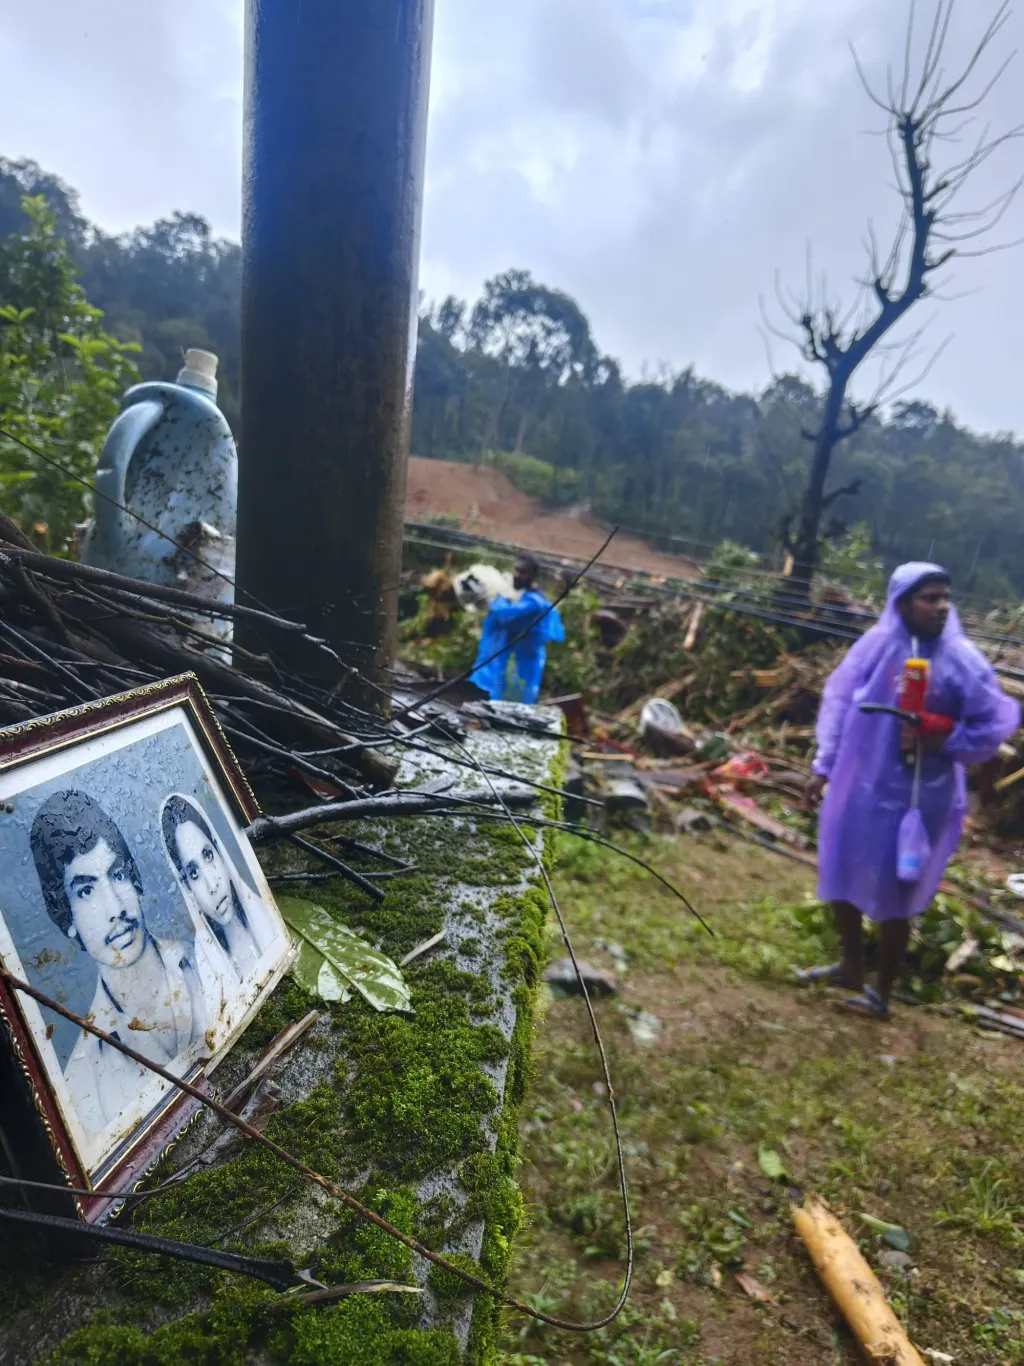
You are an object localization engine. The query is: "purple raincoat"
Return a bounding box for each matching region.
[813,562,1019,922]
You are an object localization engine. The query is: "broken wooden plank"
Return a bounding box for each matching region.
[683,601,703,651]
[792,1195,926,1366]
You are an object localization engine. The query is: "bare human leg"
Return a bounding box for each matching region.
[793,901,866,988]
[833,900,865,992]
[876,917,911,1006]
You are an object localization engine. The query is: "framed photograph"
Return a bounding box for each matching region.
[0,674,294,1221]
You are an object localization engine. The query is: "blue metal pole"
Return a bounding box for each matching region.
[237,0,434,702]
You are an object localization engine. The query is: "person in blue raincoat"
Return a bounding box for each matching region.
[469,552,565,703]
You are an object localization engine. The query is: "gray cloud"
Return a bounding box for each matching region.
[531,0,643,127]
[3,0,1022,434]
[0,0,242,232]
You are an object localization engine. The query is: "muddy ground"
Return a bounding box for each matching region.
[406,458,701,580]
[500,830,1024,1365]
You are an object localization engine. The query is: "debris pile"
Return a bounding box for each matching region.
[400,551,1024,867]
[570,692,1024,1025]
[0,521,403,800]
[395,549,1024,1021]
[377,550,1021,1024]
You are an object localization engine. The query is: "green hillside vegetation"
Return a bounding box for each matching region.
[2,157,1022,596]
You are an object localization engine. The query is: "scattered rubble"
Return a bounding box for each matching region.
[397,550,1024,1033]
[623,1008,662,1046]
[542,958,618,998]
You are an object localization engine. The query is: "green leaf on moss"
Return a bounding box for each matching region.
[757,1145,786,1182]
[278,896,413,1013]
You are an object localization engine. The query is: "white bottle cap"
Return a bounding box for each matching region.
[176,348,219,398]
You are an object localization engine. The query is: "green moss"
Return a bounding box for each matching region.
[413,1192,468,1249]
[241,975,320,1050]
[416,957,496,1013]
[314,1184,418,1288]
[47,1325,153,1365]
[47,1288,462,1366]
[341,1001,506,1179]
[46,1284,273,1365]
[290,1298,460,1366]
[115,1083,342,1306]
[428,1251,485,1311]
[29,728,561,1366]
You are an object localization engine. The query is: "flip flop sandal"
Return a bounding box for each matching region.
[792,963,846,985]
[839,984,891,1019]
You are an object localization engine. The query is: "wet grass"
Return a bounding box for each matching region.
[498,829,1024,1364]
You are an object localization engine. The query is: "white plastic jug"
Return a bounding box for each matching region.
[83,350,238,642]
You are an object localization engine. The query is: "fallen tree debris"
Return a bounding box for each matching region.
[0,1205,326,1294]
[0,540,398,789]
[791,1194,926,1366]
[734,1270,775,1304]
[222,1009,320,1113]
[399,929,448,968]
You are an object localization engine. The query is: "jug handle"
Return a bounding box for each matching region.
[91,399,164,548]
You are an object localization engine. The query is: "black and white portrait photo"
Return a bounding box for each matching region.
[0,691,291,1180]
[160,793,279,984]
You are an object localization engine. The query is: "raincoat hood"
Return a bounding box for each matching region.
[879,561,955,634]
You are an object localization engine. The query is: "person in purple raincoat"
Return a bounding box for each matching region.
[801,562,1019,1017]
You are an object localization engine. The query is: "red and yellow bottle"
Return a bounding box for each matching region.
[898,656,928,766]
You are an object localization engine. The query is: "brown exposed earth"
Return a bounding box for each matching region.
[405,456,702,580]
[506,831,1024,1365]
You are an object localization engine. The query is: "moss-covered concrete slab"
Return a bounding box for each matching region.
[0,707,563,1366]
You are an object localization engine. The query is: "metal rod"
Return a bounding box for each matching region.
[237,0,435,697]
[0,1205,310,1292]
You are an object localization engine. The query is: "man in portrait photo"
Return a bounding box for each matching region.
[30,789,217,1132]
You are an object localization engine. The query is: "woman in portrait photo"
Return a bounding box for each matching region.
[160,793,276,982]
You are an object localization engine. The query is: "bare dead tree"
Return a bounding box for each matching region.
[765,0,1023,596]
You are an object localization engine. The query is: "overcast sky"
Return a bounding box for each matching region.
[4,0,1023,435]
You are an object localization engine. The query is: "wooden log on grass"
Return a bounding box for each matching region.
[791,1195,925,1366]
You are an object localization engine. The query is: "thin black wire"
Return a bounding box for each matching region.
[405,516,1013,610]
[0,1205,303,1291]
[220,718,363,801]
[389,733,603,812]
[324,835,415,869]
[0,1167,207,1208]
[0,429,338,666]
[267,869,414,884]
[405,523,1024,643]
[407,527,1024,686]
[207,1181,305,1249]
[0,618,99,701]
[0,968,630,1331]
[411,805,713,936]
[283,831,386,902]
[4,427,1015,648]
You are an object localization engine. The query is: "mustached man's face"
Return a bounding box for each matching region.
[63,838,146,969]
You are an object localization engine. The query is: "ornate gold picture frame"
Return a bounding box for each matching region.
[0,674,292,1222]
